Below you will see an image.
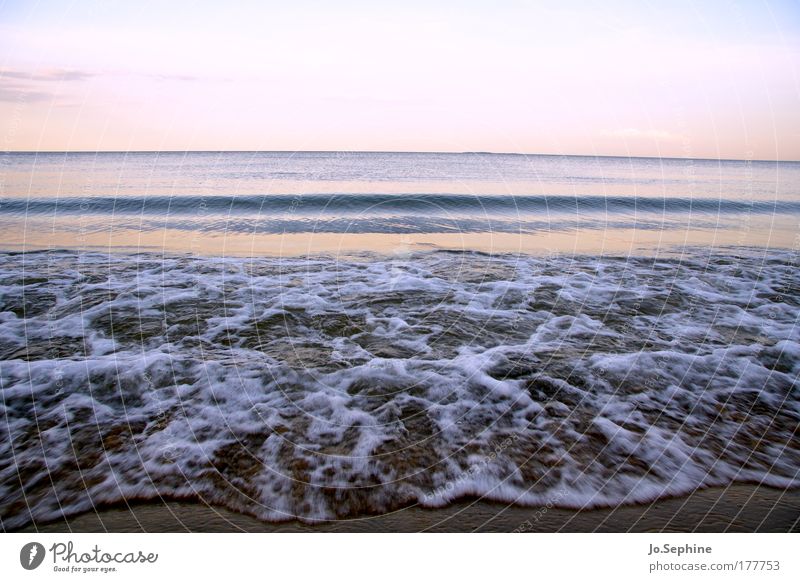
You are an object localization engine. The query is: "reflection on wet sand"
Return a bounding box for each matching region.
[2,214,798,257]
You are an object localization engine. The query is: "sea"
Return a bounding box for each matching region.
[0,151,798,528]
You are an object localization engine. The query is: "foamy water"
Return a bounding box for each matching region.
[1,248,798,528]
[2,152,800,253]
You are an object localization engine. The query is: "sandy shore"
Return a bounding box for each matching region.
[13,485,800,533]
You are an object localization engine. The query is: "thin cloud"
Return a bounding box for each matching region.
[0,67,208,103]
[2,67,207,83]
[0,66,103,104]
[0,67,96,82]
[0,82,50,102]
[0,68,96,103]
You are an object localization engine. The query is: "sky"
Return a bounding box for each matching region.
[1,0,799,159]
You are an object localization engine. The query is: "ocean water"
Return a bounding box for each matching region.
[0,152,799,528]
[1,151,799,253]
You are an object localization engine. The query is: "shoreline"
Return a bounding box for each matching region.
[2,242,796,261]
[3,217,798,258]
[13,485,800,533]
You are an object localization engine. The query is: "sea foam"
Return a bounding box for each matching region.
[0,249,798,528]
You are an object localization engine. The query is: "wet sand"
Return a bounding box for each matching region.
[13,485,800,533]
[4,218,798,258]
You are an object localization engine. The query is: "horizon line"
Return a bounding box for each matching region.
[2,149,798,164]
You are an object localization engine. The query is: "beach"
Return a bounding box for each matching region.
[14,486,800,533]
[2,247,799,532]
[3,5,800,580]
[1,153,799,533]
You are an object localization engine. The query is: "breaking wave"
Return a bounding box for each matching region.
[0,248,798,528]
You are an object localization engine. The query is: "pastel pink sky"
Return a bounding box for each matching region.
[1,0,799,159]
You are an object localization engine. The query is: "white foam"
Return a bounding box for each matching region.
[0,249,798,528]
